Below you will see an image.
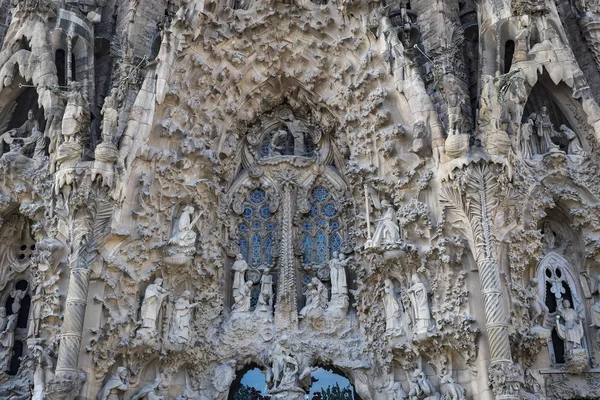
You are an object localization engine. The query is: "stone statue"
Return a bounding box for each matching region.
[169,206,199,249]
[278,356,300,389]
[528,278,549,327]
[101,89,119,145]
[269,129,288,156]
[299,277,328,320]
[0,307,7,332]
[213,360,237,397]
[329,252,349,296]
[231,253,248,299]
[32,346,53,400]
[556,299,585,353]
[439,370,466,400]
[232,281,253,313]
[383,279,405,336]
[534,107,559,154]
[170,290,199,344]
[387,381,408,400]
[519,116,538,159]
[280,109,308,156]
[371,200,400,247]
[20,126,46,160]
[444,75,466,136]
[139,278,169,332]
[271,336,292,389]
[131,378,166,400]
[0,313,17,368]
[260,268,274,307]
[62,81,89,143]
[407,274,434,336]
[7,109,39,137]
[10,288,25,313]
[28,284,43,337]
[408,369,438,400]
[98,367,129,400]
[560,124,588,157]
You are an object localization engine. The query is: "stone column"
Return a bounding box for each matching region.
[442,165,519,400]
[274,182,298,330]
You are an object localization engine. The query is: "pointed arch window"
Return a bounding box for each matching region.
[238,189,276,268]
[300,186,343,266]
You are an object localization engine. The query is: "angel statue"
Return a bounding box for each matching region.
[370,200,401,248]
[556,299,585,355]
[131,378,166,400]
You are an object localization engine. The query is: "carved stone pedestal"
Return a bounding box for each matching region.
[270,386,306,400]
[444,133,470,159]
[55,142,82,193]
[565,348,588,374]
[486,130,511,157]
[91,142,118,187]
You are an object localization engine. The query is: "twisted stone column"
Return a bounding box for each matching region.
[274,182,298,330]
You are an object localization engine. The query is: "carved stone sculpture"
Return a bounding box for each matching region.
[528,278,549,328]
[169,290,198,344]
[231,253,248,300]
[28,284,43,337]
[7,109,39,137]
[407,274,434,338]
[534,107,560,154]
[98,367,129,400]
[409,369,438,400]
[166,206,199,264]
[383,279,405,336]
[138,278,169,336]
[0,313,17,369]
[439,371,466,400]
[131,378,166,400]
[232,280,253,313]
[560,124,588,157]
[271,336,292,389]
[370,200,401,248]
[387,381,409,400]
[299,277,328,322]
[556,300,585,353]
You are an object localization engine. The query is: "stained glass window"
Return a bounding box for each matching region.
[237,189,277,267]
[300,185,344,265]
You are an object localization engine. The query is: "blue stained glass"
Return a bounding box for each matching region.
[312,186,329,203]
[261,141,270,157]
[316,232,327,264]
[239,237,248,261]
[309,204,319,219]
[317,219,327,228]
[302,221,312,231]
[252,220,261,230]
[265,235,274,265]
[303,235,313,264]
[330,220,340,230]
[266,222,275,232]
[331,233,342,256]
[243,206,254,219]
[250,189,266,204]
[251,234,261,266]
[259,205,271,220]
[239,223,248,233]
[323,203,337,218]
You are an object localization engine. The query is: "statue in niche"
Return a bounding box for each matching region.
[10,287,26,313]
[382,279,405,336]
[519,116,537,159]
[267,109,311,157]
[169,206,199,250]
[28,284,43,337]
[213,360,237,397]
[528,278,549,327]
[329,252,349,297]
[7,109,39,137]
[132,378,166,400]
[62,81,89,143]
[277,356,300,389]
[281,109,308,156]
[260,268,273,307]
[556,299,585,354]
[386,381,408,400]
[560,124,588,157]
[98,367,129,400]
[407,274,434,337]
[534,107,560,154]
[370,200,401,248]
[439,370,466,400]
[299,277,328,320]
[232,281,253,313]
[231,253,248,300]
[32,346,53,400]
[270,336,292,389]
[443,75,466,136]
[101,89,119,145]
[138,278,169,333]
[19,126,46,161]
[169,290,198,344]
[269,129,288,156]
[500,72,527,136]
[0,313,17,368]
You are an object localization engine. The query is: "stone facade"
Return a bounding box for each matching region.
[0,0,600,399]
